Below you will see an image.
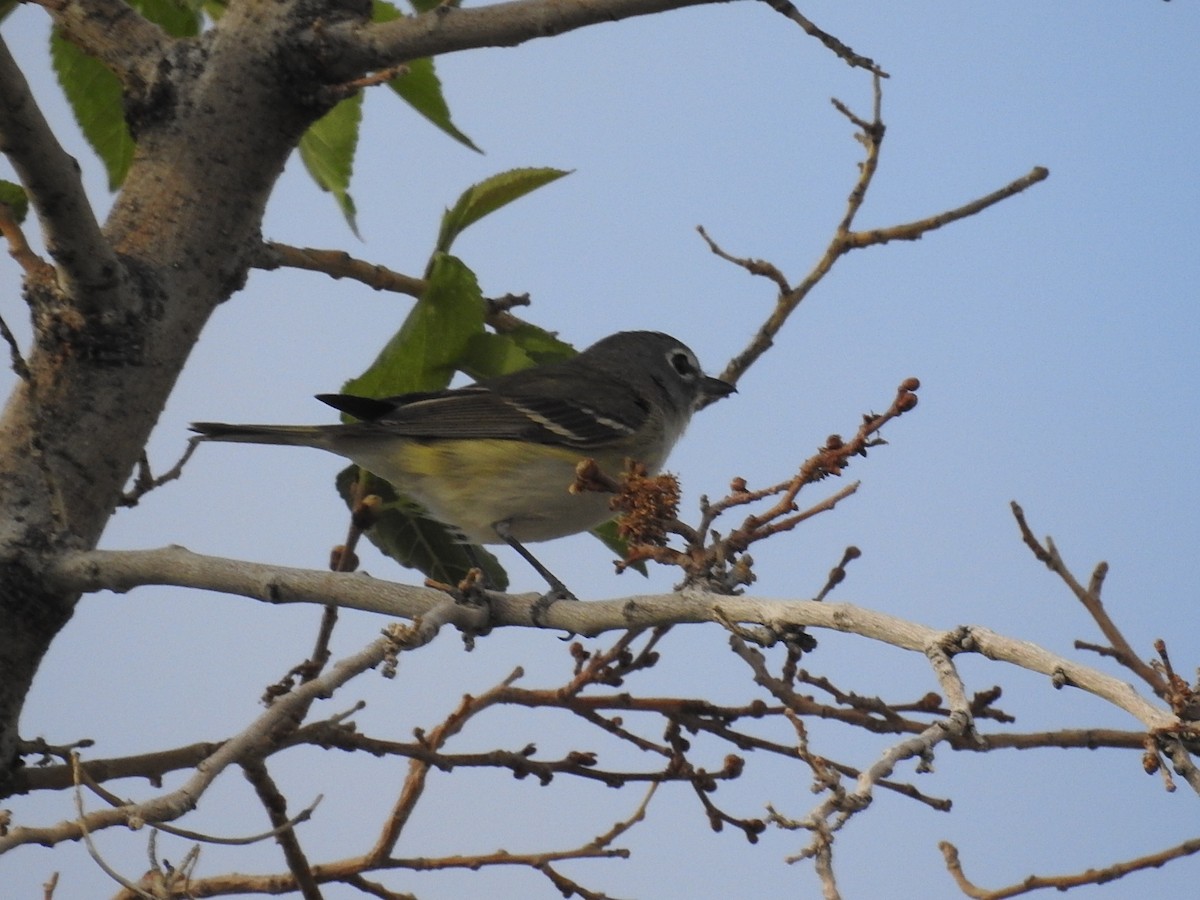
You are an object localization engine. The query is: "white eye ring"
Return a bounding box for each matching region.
[668,349,699,380]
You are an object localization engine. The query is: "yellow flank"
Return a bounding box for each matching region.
[348,438,625,545]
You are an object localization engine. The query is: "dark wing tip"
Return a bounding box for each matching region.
[316,393,397,422]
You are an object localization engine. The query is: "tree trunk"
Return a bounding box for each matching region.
[0,0,339,781]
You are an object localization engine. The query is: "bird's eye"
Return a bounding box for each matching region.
[669,349,698,379]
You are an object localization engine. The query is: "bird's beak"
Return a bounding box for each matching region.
[702,375,737,401]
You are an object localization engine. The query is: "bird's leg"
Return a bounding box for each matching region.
[492,521,578,624]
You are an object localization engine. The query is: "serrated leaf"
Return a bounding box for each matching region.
[373,0,479,152]
[298,93,362,235]
[435,167,570,256]
[336,466,509,589]
[343,253,486,398]
[0,181,29,223]
[50,29,133,190]
[389,58,480,153]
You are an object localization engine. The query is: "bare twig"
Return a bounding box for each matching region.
[940,835,1200,899]
[70,754,155,899]
[72,749,324,846]
[118,439,202,507]
[710,69,1046,390]
[757,0,885,74]
[696,224,791,293]
[0,635,405,853]
[243,760,323,900]
[1011,502,1165,695]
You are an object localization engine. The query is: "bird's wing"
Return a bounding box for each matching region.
[317,366,649,448]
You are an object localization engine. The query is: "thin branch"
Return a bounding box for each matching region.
[696,224,791,293]
[0,35,122,316]
[242,761,323,900]
[366,667,526,862]
[841,165,1050,250]
[710,68,1047,389]
[757,0,884,74]
[255,241,427,298]
[940,835,1200,900]
[117,439,202,508]
[70,754,155,900]
[72,750,323,846]
[1011,502,1166,694]
[0,634,404,853]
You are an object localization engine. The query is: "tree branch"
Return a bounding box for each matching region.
[706,68,1048,389]
[0,632,399,853]
[37,0,170,83]
[941,835,1200,900]
[48,547,1177,734]
[0,34,121,316]
[255,241,427,298]
[756,0,883,74]
[323,0,738,76]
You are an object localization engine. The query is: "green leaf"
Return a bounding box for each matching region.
[373,0,479,152]
[0,181,29,223]
[334,254,494,581]
[343,253,486,398]
[298,94,363,235]
[591,520,648,577]
[459,324,576,381]
[501,322,578,364]
[336,466,509,589]
[435,167,570,257]
[389,58,480,153]
[50,29,133,190]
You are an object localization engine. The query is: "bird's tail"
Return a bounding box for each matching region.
[190,422,339,448]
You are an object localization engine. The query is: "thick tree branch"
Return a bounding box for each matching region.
[49,547,1177,734]
[0,35,121,315]
[37,0,170,83]
[322,0,737,76]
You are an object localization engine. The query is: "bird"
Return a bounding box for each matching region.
[191,330,734,597]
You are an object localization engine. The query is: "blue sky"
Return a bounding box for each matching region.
[3,2,1199,897]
